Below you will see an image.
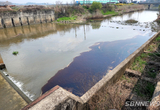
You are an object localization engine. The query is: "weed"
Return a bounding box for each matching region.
[121,75,130,82]
[145,82,155,98]
[156,35,160,41]
[101,10,118,15]
[131,55,147,72]
[57,16,77,22]
[134,80,155,99]
[147,71,156,78]
[12,51,18,55]
[125,19,138,23]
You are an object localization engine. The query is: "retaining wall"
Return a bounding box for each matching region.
[0,11,55,28]
[21,32,160,109]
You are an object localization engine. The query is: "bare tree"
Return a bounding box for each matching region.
[56,1,63,6]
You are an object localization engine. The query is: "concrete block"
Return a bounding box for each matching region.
[3,18,13,28]
[27,16,35,25]
[50,15,55,21]
[34,16,41,24]
[22,86,84,110]
[21,17,28,25]
[0,18,3,28]
[40,15,46,23]
[45,15,51,23]
[13,17,21,27]
[149,81,160,110]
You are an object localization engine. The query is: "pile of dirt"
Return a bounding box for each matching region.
[125,19,138,23]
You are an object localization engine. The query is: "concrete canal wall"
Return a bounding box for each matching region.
[21,31,160,110]
[0,11,55,28]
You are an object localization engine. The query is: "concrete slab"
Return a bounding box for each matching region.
[0,18,4,28]
[22,86,84,110]
[0,73,27,110]
[13,17,21,27]
[3,18,13,28]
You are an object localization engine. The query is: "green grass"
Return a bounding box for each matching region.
[134,83,144,97]
[156,35,160,41]
[134,81,155,99]
[147,71,156,78]
[131,53,147,72]
[145,82,155,98]
[12,51,19,55]
[11,6,20,11]
[121,75,130,82]
[146,45,155,52]
[57,16,77,22]
[101,10,118,15]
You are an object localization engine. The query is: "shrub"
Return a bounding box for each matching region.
[102,4,113,12]
[90,2,102,12]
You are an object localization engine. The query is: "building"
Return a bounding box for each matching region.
[76,0,119,5]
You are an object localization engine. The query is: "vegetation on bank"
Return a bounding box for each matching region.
[54,3,144,22]
[0,3,144,22]
[156,5,160,23]
[56,16,77,22]
[101,10,118,15]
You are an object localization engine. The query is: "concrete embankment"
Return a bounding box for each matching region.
[0,10,55,28]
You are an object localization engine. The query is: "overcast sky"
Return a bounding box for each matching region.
[5,0,75,4]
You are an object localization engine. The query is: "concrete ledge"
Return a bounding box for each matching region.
[21,17,29,25]
[22,86,84,110]
[149,81,160,110]
[3,18,13,28]
[13,17,21,27]
[0,18,3,28]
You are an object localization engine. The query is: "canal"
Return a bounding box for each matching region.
[0,10,159,100]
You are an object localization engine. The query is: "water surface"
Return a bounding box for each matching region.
[0,10,158,100]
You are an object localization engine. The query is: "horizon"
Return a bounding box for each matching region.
[0,0,148,4]
[0,0,74,4]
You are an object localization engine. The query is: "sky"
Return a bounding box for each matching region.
[4,0,74,4]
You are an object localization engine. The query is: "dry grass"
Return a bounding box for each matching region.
[115,5,144,12]
[88,74,138,110]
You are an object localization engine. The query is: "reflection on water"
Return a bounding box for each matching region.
[42,34,152,96]
[0,10,158,100]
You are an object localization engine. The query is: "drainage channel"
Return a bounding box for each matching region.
[0,69,32,104]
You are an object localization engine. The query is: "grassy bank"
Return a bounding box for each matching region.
[101,10,118,16]
[56,16,77,22]
[54,3,144,23]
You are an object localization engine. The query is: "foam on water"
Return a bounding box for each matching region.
[2,71,34,101]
